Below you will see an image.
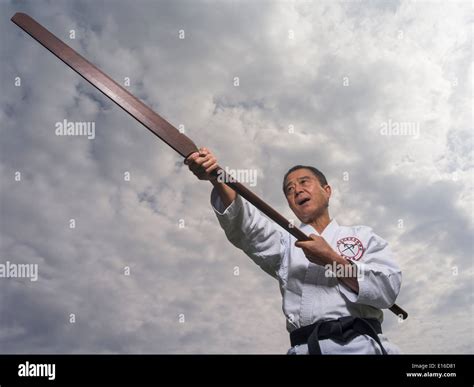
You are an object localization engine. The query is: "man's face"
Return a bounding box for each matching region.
[284,168,331,224]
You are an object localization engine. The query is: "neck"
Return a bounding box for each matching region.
[308,212,331,234]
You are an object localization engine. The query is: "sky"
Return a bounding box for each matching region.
[0,0,472,354]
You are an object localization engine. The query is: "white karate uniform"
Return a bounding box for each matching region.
[211,190,402,354]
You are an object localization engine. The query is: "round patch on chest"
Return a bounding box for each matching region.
[336,237,365,261]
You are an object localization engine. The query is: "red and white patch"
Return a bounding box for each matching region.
[337,237,364,261]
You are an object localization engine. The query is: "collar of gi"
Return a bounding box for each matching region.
[299,218,339,241]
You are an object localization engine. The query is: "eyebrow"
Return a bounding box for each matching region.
[285,175,313,191]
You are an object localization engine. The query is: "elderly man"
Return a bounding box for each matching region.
[185,147,402,354]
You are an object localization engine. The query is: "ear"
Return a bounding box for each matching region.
[323,184,332,199]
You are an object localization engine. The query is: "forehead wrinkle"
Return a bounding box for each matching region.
[285,175,314,190]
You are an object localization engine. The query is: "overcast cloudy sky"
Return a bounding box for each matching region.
[0,0,472,354]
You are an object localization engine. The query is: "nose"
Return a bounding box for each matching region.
[294,185,304,198]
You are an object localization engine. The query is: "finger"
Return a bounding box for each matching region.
[184,152,199,164]
[198,147,210,157]
[309,234,319,240]
[205,163,219,174]
[188,155,209,169]
[191,162,215,178]
[202,157,216,169]
[194,154,213,166]
[185,152,200,165]
[295,241,308,248]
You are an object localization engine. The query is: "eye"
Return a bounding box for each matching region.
[286,186,294,194]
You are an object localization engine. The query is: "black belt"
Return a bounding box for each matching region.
[290,316,387,355]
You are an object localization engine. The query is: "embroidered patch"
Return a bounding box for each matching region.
[337,237,364,261]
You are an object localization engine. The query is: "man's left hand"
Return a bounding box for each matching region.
[295,234,340,266]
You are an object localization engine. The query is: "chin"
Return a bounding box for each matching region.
[298,209,317,224]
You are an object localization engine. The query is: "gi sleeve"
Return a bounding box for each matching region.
[338,228,402,309]
[210,188,287,279]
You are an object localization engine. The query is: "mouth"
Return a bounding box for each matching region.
[296,197,311,207]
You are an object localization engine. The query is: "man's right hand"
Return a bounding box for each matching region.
[184,147,219,181]
[185,147,236,207]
